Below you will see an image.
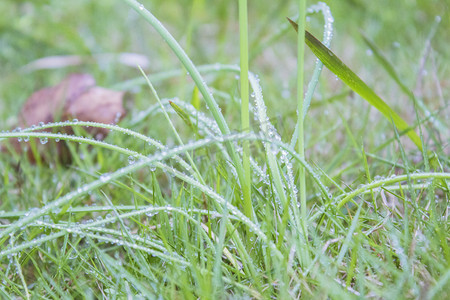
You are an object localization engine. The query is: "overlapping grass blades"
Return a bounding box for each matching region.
[122,0,250,217]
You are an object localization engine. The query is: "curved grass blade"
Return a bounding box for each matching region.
[288,18,422,150]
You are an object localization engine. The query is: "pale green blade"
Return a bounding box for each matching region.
[288,18,422,150]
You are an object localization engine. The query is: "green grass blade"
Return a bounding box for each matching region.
[288,18,422,150]
[295,0,310,267]
[238,0,253,220]
[169,100,195,130]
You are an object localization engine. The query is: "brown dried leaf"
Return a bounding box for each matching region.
[19,73,96,126]
[64,87,125,139]
[7,73,126,163]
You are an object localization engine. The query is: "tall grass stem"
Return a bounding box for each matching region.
[296,0,310,264]
[239,0,253,219]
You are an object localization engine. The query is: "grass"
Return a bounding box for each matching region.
[0,0,449,298]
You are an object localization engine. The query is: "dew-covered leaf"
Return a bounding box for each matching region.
[288,18,422,150]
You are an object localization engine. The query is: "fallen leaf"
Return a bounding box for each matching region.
[19,73,96,126]
[64,86,125,140]
[6,73,126,163]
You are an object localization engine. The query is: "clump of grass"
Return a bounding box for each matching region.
[0,1,449,299]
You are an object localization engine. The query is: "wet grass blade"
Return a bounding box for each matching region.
[288,18,422,151]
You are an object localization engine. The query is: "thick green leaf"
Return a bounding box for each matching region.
[288,18,422,150]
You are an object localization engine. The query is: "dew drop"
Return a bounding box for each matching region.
[40,137,48,144]
[73,119,79,123]
[139,3,144,10]
[128,155,136,165]
[38,122,45,127]
[114,112,122,124]
[100,173,111,182]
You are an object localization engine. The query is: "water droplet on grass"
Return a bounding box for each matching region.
[100,173,111,182]
[40,137,48,144]
[114,112,122,123]
[139,3,145,10]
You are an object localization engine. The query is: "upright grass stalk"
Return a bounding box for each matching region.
[290,3,334,149]
[296,0,310,263]
[122,0,250,218]
[238,0,252,219]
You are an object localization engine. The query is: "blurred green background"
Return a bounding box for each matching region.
[1,0,448,147]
